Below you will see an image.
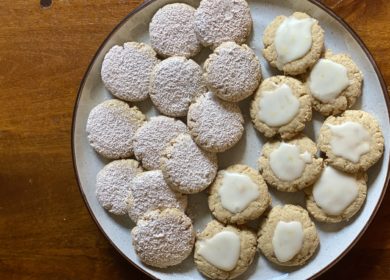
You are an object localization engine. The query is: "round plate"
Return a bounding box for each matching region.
[72,0,390,279]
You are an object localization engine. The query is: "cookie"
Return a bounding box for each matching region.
[188,92,244,153]
[259,135,324,192]
[317,110,384,173]
[304,165,367,223]
[208,164,271,225]
[194,0,252,49]
[161,133,218,194]
[250,75,312,139]
[101,42,159,102]
[307,50,364,116]
[263,12,324,75]
[204,42,262,102]
[131,208,195,268]
[133,116,188,170]
[96,159,143,215]
[126,170,187,222]
[258,205,319,266]
[86,99,145,159]
[149,3,201,58]
[149,56,206,117]
[194,220,257,279]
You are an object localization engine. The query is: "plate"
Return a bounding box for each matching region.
[72,0,390,279]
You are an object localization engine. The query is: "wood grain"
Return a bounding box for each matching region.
[0,0,388,279]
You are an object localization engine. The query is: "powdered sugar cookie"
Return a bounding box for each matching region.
[101,42,159,102]
[86,99,145,159]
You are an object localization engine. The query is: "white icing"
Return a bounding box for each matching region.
[258,84,300,127]
[272,221,304,262]
[198,231,241,271]
[328,121,370,163]
[275,16,316,66]
[218,172,260,213]
[313,166,359,215]
[309,59,350,102]
[270,143,312,181]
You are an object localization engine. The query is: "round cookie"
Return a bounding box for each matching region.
[258,205,319,266]
[126,170,187,222]
[304,165,367,223]
[86,99,145,159]
[96,159,143,215]
[194,0,252,49]
[259,135,324,192]
[204,42,262,102]
[250,75,312,139]
[263,12,324,75]
[208,164,271,224]
[149,3,201,58]
[317,110,384,173]
[194,220,257,279]
[307,50,364,116]
[161,133,218,194]
[133,116,188,170]
[149,56,207,117]
[101,42,159,102]
[131,208,195,268]
[187,92,244,153]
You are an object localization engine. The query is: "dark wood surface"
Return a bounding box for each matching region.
[0,0,389,279]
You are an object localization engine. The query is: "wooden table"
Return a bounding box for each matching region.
[0,0,389,279]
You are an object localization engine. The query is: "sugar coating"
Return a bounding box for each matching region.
[188,92,244,153]
[133,116,188,170]
[204,42,262,102]
[131,208,195,268]
[127,170,187,222]
[258,205,319,266]
[149,3,201,58]
[86,99,145,159]
[161,133,218,194]
[194,0,252,49]
[194,220,257,279]
[101,42,159,102]
[96,159,143,215]
[263,12,324,75]
[150,56,207,117]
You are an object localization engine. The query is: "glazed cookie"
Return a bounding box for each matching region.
[263,12,324,75]
[304,165,367,223]
[161,133,218,194]
[149,3,201,58]
[86,99,145,159]
[259,135,323,192]
[96,159,143,215]
[131,208,195,268]
[187,92,244,153]
[126,170,187,222]
[317,110,384,173]
[250,75,312,139]
[194,0,252,49]
[204,42,262,102]
[208,164,271,225]
[194,220,257,279]
[258,205,319,266]
[307,50,364,116]
[150,56,207,117]
[101,42,159,102]
[133,116,188,170]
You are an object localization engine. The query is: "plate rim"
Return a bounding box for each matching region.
[71,0,390,279]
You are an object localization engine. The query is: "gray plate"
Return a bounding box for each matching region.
[72,0,390,279]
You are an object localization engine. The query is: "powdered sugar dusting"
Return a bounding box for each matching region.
[96,159,143,215]
[150,56,207,117]
[188,92,244,152]
[133,116,188,170]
